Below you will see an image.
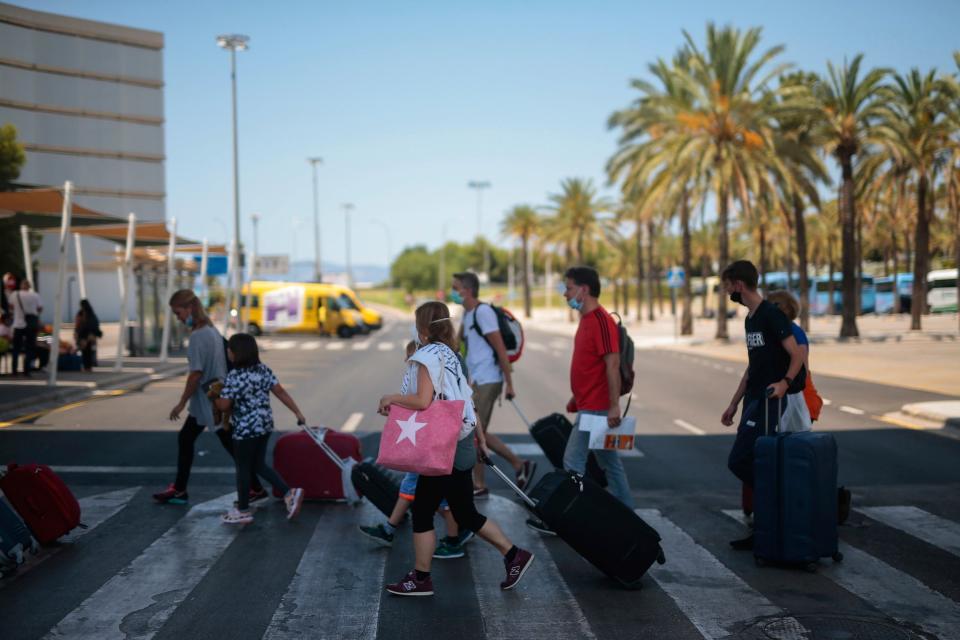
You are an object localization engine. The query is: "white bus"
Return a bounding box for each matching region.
[927,269,958,313]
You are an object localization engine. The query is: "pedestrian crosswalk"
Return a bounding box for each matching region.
[4,488,960,640]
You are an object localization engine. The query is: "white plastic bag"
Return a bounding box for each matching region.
[779,393,812,433]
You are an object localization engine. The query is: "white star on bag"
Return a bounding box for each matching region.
[395,412,428,446]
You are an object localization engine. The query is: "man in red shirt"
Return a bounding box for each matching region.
[561,266,634,507]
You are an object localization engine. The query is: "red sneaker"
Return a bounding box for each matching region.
[501,548,534,590]
[386,571,434,596]
[152,483,188,505]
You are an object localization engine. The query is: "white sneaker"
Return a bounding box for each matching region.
[284,488,304,520]
[221,508,254,525]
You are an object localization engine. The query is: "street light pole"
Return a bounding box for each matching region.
[342,203,355,288]
[217,33,249,333]
[308,157,323,282]
[468,180,491,277]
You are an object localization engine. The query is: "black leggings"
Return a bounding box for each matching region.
[234,434,289,510]
[412,467,487,534]
[174,416,263,493]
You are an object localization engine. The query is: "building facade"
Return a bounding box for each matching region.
[0,1,164,322]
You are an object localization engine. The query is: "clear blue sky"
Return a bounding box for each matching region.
[19,0,960,268]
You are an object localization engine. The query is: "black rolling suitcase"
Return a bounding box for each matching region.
[484,456,664,589]
[510,400,608,488]
[302,426,400,518]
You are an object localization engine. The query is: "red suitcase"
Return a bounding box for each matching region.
[272,430,362,500]
[0,463,81,545]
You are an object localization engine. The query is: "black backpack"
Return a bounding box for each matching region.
[471,303,524,362]
[610,312,635,415]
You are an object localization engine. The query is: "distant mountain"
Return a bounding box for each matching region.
[259,260,389,287]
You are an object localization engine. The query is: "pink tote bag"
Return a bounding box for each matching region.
[376,355,464,476]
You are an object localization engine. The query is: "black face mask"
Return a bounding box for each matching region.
[729,291,743,305]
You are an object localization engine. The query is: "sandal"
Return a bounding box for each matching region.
[221,508,254,525]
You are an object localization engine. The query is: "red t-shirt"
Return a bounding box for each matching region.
[570,306,620,411]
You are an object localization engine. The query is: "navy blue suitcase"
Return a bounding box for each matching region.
[0,496,39,574]
[753,395,843,569]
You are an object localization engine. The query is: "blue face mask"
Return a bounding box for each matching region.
[567,296,583,311]
[450,290,464,305]
[184,315,194,328]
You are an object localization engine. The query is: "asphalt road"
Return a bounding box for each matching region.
[2,317,960,640]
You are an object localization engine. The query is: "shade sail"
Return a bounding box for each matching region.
[0,188,121,226]
[72,221,200,247]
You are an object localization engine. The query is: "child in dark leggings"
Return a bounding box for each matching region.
[216,333,305,525]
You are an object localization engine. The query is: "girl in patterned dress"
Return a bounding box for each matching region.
[215,333,306,524]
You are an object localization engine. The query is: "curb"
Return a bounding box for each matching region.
[900,403,960,430]
[0,364,188,421]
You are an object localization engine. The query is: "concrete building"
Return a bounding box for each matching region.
[0,2,164,322]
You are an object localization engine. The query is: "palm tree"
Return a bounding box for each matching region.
[545,178,613,264]
[877,68,954,330]
[813,55,890,337]
[501,205,540,318]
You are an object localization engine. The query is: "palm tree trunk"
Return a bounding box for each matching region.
[759,223,768,292]
[856,214,863,315]
[700,254,709,318]
[646,220,655,322]
[892,229,901,314]
[911,174,931,331]
[828,239,836,315]
[681,190,693,335]
[716,188,730,340]
[521,236,532,319]
[793,193,810,331]
[839,153,860,338]
[635,222,644,323]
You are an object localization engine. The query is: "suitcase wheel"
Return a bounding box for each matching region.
[656,549,666,565]
[832,552,844,563]
[803,562,819,574]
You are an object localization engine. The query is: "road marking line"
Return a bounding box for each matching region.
[50,465,234,474]
[673,419,706,436]
[473,495,597,639]
[822,398,832,406]
[0,487,141,588]
[353,340,372,351]
[526,342,547,351]
[271,340,296,350]
[509,442,643,458]
[263,503,386,640]
[340,412,364,433]
[721,509,960,640]
[377,341,395,351]
[326,342,345,351]
[858,506,960,558]
[302,341,321,350]
[639,509,797,639]
[839,405,865,415]
[44,493,238,640]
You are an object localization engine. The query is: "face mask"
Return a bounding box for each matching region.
[567,291,583,311]
[410,323,422,346]
[184,315,194,328]
[450,290,464,305]
[729,291,743,305]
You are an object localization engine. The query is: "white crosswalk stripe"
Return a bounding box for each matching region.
[302,341,321,350]
[472,496,596,639]
[353,340,372,351]
[858,506,960,558]
[44,493,238,640]
[326,342,345,351]
[263,504,386,640]
[270,340,296,350]
[340,412,364,433]
[377,341,395,351]
[639,509,799,639]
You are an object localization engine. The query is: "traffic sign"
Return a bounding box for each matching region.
[667,267,685,289]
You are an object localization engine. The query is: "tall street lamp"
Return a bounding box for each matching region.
[308,157,323,282]
[342,203,355,288]
[468,180,491,277]
[216,33,249,332]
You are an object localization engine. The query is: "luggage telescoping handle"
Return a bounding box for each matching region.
[764,387,783,437]
[508,398,532,430]
[299,422,347,471]
[479,450,537,510]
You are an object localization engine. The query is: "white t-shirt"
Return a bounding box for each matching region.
[8,290,41,329]
[462,304,503,385]
[401,341,476,440]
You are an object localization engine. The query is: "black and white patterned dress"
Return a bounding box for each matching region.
[220,363,279,440]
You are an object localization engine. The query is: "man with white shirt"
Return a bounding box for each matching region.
[452,272,536,494]
[9,279,42,376]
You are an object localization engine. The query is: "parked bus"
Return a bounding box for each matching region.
[927,269,958,313]
[810,274,876,315]
[874,273,913,314]
[240,281,365,337]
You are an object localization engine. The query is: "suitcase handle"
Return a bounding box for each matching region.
[764,387,783,437]
[300,424,348,471]
[508,398,532,430]
[479,451,537,510]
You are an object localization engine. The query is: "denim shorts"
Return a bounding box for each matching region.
[399,472,448,509]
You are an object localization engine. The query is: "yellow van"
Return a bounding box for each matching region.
[240,281,364,338]
[328,285,382,331]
